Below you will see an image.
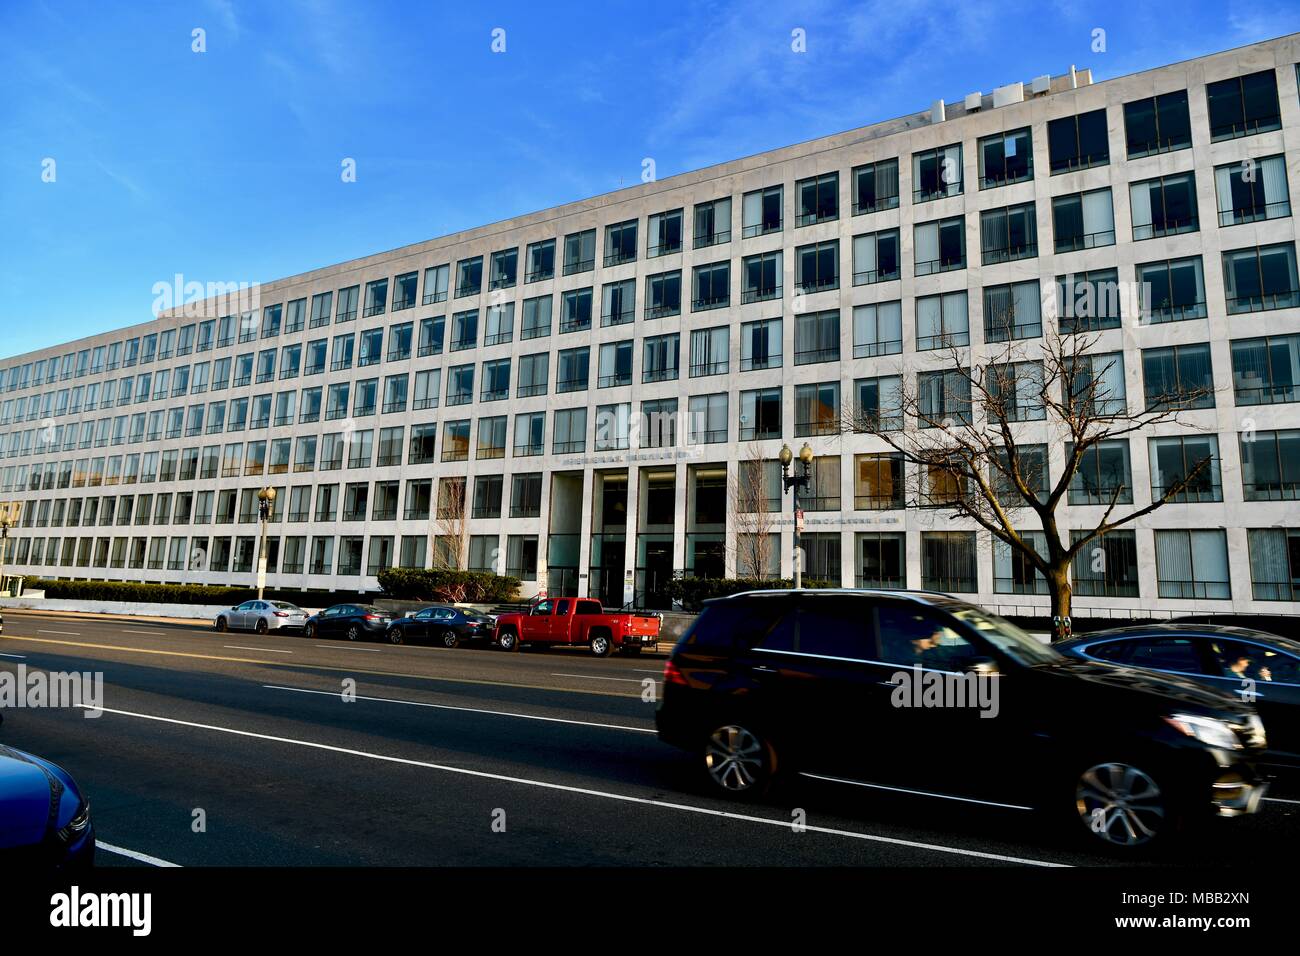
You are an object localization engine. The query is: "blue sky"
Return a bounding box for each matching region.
[0,0,1294,358]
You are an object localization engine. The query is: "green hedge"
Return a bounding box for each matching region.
[663,576,838,611]
[25,578,362,607]
[376,568,521,603]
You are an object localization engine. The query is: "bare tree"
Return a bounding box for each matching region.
[730,445,778,579]
[432,476,469,573]
[846,291,1215,635]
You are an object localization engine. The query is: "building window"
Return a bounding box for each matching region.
[690,326,729,377]
[604,220,638,267]
[1214,155,1290,227]
[489,248,518,290]
[987,361,1045,423]
[978,127,1032,188]
[472,475,503,518]
[408,423,437,464]
[796,173,838,225]
[1141,343,1214,410]
[1206,69,1281,141]
[647,208,683,256]
[794,382,839,436]
[1052,188,1115,252]
[1057,268,1123,332]
[563,229,596,275]
[1155,529,1231,600]
[1123,89,1191,158]
[601,279,635,327]
[1230,333,1300,406]
[692,261,730,311]
[455,256,483,297]
[739,387,782,441]
[646,270,681,318]
[594,403,630,451]
[520,296,552,340]
[1222,243,1300,313]
[853,375,902,432]
[794,309,839,365]
[441,421,470,462]
[693,197,731,248]
[1150,434,1222,503]
[392,272,418,311]
[506,535,538,581]
[852,301,902,357]
[556,347,589,393]
[451,309,479,350]
[852,159,899,214]
[916,291,968,350]
[1047,108,1108,173]
[514,411,545,457]
[854,454,903,509]
[795,240,839,293]
[921,532,976,593]
[980,202,1037,264]
[525,240,554,282]
[856,533,905,589]
[597,341,633,388]
[1071,529,1139,597]
[561,288,593,333]
[983,280,1042,342]
[642,333,679,383]
[688,393,727,445]
[741,186,783,237]
[484,303,514,346]
[913,216,965,275]
[993,532,1048,595]
[1065,351,1126,416]
[1246,528,1300,601]
[1131,172,1198,240]
[912,144,962,202]
[741,251,782,302]
[335,285,359,323]
[363,279,388,318]
[851,229,900,285]
[1136,257,1207,323]
[417,264,447,305]
[516,352,549,397]
[476,416,507,460]
[553,407,586,454]
[640,397,678,449]
[479,359,510,402]
[801,533,841,583]
[1239,428,1300,501]
[917,369,971,426]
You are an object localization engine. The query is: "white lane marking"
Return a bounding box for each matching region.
[38,629,81,636]
[264,684,654,733]
[314,644,381,652]
[121,628,161,635]
[633,669,663,674]
[0,652,27,659]
[800,773,1034,811]
[84,704,1068,867]
[97,841,181,867]
[225,645,294,654]
[551,673,645,683]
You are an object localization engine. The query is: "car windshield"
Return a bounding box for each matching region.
[272,602,298,610]
[947,604,1062,666]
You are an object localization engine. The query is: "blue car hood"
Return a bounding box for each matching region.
[0,746,62,849]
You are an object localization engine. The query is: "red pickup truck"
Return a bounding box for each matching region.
[494,597,661,657]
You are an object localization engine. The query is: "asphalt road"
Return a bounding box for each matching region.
[1,608,1296,868]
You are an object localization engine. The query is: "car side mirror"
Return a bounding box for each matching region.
[232,605,239,610]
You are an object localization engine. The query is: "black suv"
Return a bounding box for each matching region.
[656,590,1269,851]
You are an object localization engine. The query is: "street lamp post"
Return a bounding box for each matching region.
[256,487,276,601]
[779,443,814,589]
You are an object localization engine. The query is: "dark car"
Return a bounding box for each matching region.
[0,715,94,867]
[1058,624,1299,772]
[303,604,393,642]
[386,605,496,647]
[656,589,1269,852]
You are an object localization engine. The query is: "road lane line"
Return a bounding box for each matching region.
[263,684,654,733]
[225,645,294,654]
[97,841,181,867]
[2,635,643,699]
[550,673,645,683]
[122,628,162,635]
[38,629,81,636]
[83,704,1068,867]
[314,644,381,652]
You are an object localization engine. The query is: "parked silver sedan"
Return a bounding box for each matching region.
[214,600,309,634]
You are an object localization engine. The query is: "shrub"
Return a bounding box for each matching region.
[662,575,839,611]
[376,568,521,604]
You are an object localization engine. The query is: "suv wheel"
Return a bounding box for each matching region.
[255,618,268,635]
[215,616,228,632]
[387,627,404,645]
[1074,761,1174,849]
[498,629,519,652]
[704,723,777,798]
[441,629,459,649]
[589,633,612,657]
[304,622,316,640]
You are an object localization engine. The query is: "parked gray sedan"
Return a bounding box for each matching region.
[215,600,308,634]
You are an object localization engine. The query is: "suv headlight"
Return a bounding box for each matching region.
[1164,713,1241,750]
[58,799,91,842]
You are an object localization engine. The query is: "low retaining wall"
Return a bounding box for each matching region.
[0,597,324,621]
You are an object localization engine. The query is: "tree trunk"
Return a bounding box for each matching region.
[1047,564,1073,641]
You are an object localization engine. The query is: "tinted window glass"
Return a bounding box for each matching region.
[689,599,787,651]
[875,603,976,670]
[1086,640,1131,663]
[1126,638,1205,673]
[1207,637,1300,684]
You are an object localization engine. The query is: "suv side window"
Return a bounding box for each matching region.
[757,597,872,659]
[688,598,788,651]
[875,602,978,671]
[1124,638,1207,674]
[1207,638,1300,685]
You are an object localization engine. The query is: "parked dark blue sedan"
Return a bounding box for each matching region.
[386,605,496,647]
[0,715,95,866]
